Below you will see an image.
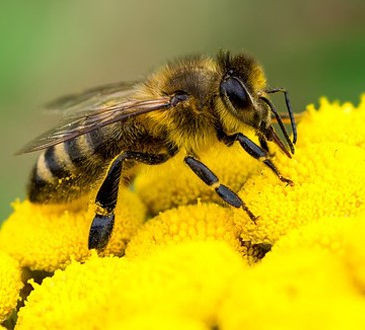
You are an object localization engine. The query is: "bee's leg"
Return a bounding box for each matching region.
[184,156,258,221]
[88,154,124,251]
[258,135,269,153]
[89,150,176,251]
[224,133,293,186]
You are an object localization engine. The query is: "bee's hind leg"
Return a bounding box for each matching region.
[88,154,124,251]
[88,150,176,251]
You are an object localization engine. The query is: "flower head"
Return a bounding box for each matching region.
[16,241,245,329]
[0,189,145,272]
[218,248,365,330]
[233,141,365,244]
[297,95,365,149]
[0,251,23,322]
[273,212,365,292]
[126,203,242,258]
[109,314,209,330]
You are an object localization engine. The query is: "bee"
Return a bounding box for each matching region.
[18,51,297,250]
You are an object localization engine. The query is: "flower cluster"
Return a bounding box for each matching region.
[0,188,145,272]
[0,251,22,323]
[0,95,365,329]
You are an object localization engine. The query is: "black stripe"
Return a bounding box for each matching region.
[86,128,111,160]
[44,146,71,179]
[64,138,88,166]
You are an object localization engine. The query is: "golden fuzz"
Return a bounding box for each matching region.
[0,251,23,322]
[0,189,145,272]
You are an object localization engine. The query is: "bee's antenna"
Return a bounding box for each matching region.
[260,96,295,155]
[266,88,297,145]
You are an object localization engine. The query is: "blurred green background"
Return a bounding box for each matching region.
[1,0,364,221]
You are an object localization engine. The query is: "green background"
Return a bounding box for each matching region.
[1,0,364,221]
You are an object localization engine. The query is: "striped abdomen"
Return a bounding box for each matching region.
[28,128,122,204]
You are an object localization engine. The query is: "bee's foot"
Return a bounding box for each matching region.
[88,213,115,250]
[280,176,294,187]
[251,215,260,224]
[242,205,259,224]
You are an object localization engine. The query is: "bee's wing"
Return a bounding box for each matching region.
[16,96,172,155]
[45,81,140,117]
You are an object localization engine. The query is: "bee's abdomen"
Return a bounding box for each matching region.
[28,131,115,204]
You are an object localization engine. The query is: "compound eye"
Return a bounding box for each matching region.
[220,77,249,109]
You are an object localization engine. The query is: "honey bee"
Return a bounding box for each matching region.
[18,51,297,250]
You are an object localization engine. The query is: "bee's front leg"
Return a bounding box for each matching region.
[220,132,293,186]
[89,150,176,251]
[184,156,258,221]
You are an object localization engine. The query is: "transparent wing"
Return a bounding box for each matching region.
[17,96,171,154]
[45,81,140,117]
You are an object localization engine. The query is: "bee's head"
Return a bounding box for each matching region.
[217,51,269,129]
[217,51,296,157]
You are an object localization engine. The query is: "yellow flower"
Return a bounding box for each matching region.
[218,249,365,330]
[217,212,365,329]
[126,202,271,264]
[3,95,365,329]
[0,251,23,322]
[0,188,145,272]
[233,141,365,245]
[297,95,365,149]
[273,213,365,292]
[125,203,242,258]
[108,313,209,330]
[16,241,245,329]
[135,135,261,214]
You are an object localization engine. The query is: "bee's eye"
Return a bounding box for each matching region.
[220,77,249,109]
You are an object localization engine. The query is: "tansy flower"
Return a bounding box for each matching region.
[272,213,365,292]
[218,249,365,330]
[0,251,23,323]
[106,313,209,330]
[16,241,245,329]
[297,95,365,149]
[233,141,365,245]
[0,188,145,272]
[126,203,271,263]
[1,95,365,329]
[125,203,242,258]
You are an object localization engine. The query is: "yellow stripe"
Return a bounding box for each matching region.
[36,152,54,183]
[54,143,76,172]
[78,134,94,157]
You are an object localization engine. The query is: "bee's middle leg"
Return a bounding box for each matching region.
[184,156,258,221]
[88,150,174,251]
